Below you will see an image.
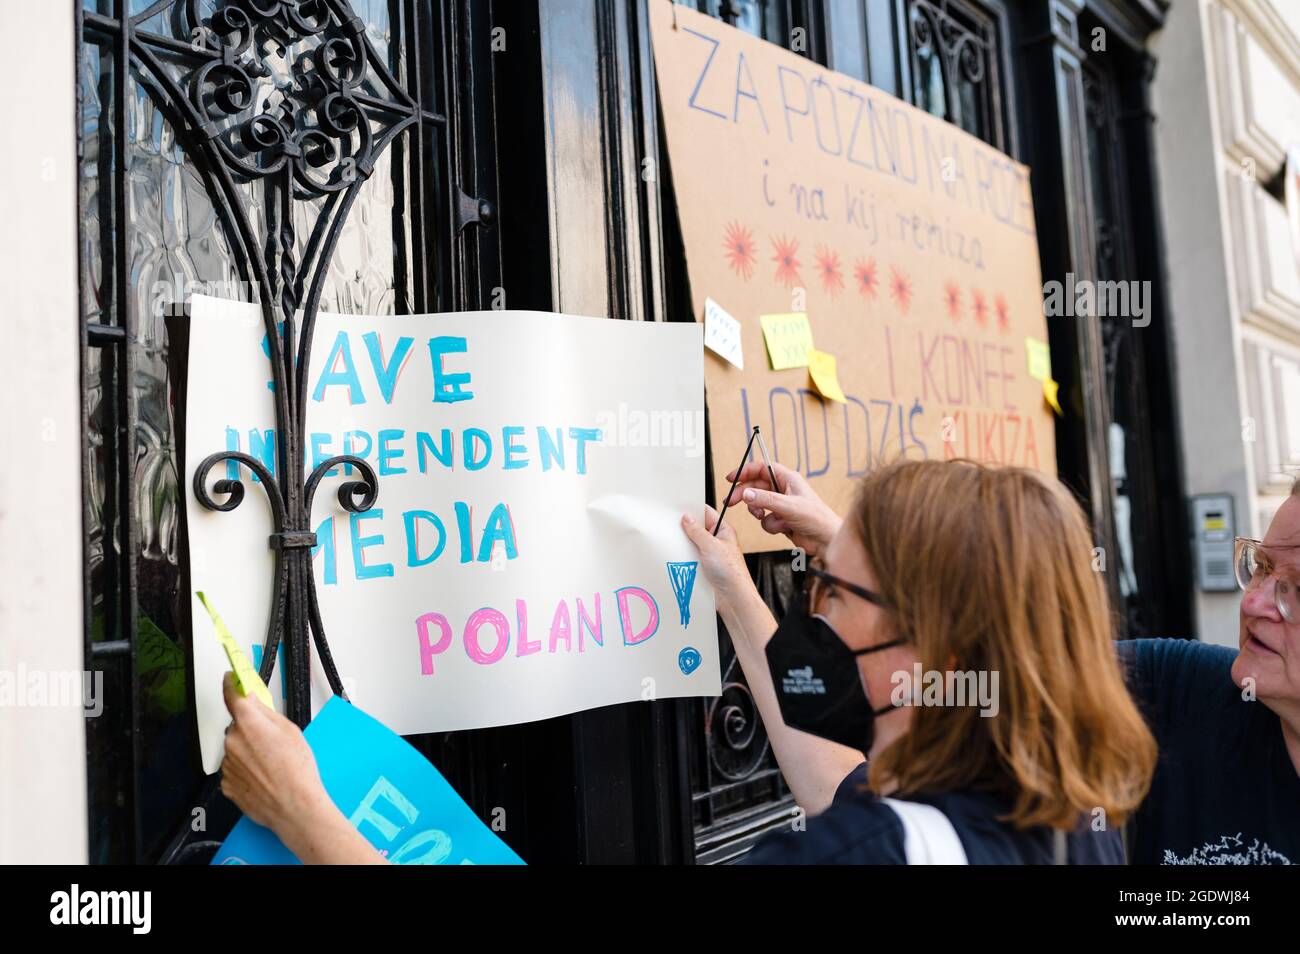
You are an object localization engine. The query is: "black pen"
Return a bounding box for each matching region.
[717,428,774,538]
[754,427,781,495]
[713,426,762,536]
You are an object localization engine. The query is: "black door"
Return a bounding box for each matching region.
[76,0,537,863]
[1010,0,1191,639]
[1076,6,1191,639]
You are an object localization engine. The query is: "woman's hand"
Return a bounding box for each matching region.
[220,673,385,863]
[220,672,329,830]
[681,505,755,612]
[723,461,842,558]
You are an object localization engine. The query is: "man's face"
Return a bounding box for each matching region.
[1232,496,1300,708]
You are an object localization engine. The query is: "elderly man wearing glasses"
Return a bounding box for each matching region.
[1116,478,1300,865]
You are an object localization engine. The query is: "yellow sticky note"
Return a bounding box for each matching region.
[197,591,275,709]
[1025,337,1051,382]
[760,312,814,370]
[1043,377,1063,417]
[808,349,847,403]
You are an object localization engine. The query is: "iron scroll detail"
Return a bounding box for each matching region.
[153,0,422,726]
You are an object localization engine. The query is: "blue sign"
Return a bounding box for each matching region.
[213,696,524,865]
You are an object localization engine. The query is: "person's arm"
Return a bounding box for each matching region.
[682,507,864,816]
[220,673,388,864]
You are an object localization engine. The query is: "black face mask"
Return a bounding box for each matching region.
[765,601,904,755]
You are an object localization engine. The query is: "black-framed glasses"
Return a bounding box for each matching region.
[804,564,891,616]
[1234,537,1300,624]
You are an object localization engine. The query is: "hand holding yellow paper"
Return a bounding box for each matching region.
[1025,337,1063,417]
[760,312,814,370]
[197,590,274,709]
[807,349,847,403]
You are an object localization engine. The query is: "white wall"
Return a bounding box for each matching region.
[0,1,88,862]
[1152,0,1300,646]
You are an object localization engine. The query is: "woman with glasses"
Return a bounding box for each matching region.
[681,458,1156,864]
[1114,480,1300,865]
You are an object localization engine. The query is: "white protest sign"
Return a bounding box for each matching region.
[184,295,718,773]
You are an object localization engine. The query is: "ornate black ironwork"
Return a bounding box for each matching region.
[700,0,792,45]
[906,0,1003,147]
[87,0,431,730]
[704,657,770,783]
[687,555,793,861]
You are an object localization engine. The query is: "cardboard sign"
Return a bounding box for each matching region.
[651,4,1056,551]
[184,295,718,774]
[212,696,524,865]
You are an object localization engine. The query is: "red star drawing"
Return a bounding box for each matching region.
[854,257,878,300]
[890,266,912,315]
[771,235,803,288]
[944,281,962,321]
[815,244,844,297]
[971,288,988,328]
[721,221,756,280]
[994,293,1010,333]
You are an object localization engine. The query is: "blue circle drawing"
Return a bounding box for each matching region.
[678,647,702,675]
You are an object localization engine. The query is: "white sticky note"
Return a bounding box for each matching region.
[703,297,744,370]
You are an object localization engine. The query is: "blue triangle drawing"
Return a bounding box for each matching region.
[666,561,699,627]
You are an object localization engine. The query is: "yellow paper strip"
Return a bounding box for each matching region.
[807,348,847,403]
[1043,378,1063,417]
[197,591,275,709]
[1025,337,1051,382]
[760,312,814,370]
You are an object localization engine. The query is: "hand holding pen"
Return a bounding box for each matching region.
[718,429,844,558]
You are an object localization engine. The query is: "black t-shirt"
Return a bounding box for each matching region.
[742,764,1123,864]
[1119,637,1300,865]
